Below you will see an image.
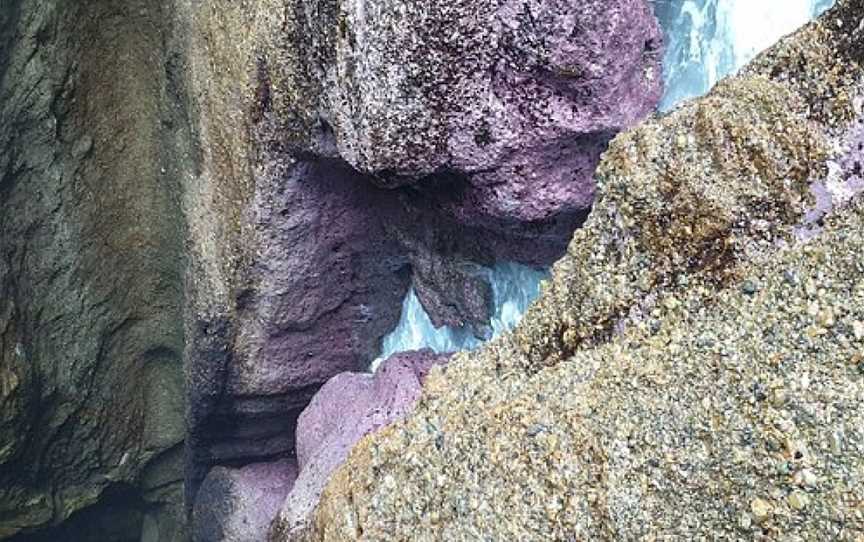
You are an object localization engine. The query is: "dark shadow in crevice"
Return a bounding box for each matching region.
[8,484,148,542]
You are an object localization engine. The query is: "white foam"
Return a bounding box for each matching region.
[371,262,547,371]
[372,0,836,371]
[657,0,834,110]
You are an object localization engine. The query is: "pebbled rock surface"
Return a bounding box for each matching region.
[298,3,864,541]
[272,350,449,539]
[193,460,297,542]
[0,1,192,540]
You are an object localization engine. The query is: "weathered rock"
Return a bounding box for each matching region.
[276,0,663,224]
[183,0,662,509]
[231,157,410,398]
[271,350,449,539]
[193,460,298,542]
[299,3,864,540]
[0,0,662,540]
[0,1,191,539]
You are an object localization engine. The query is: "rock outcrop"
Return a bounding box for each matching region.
[273,350,449,538]
[298,2,864,540]
[0,1,191,540]
[183,0,663,520]
[276,0,662,198]
[1,0,663,539]
[193,461,297,542]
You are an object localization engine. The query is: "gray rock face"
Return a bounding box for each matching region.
[0,1,191,539]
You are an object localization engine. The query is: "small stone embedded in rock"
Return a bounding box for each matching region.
[751,498,773,523]
[795,468,818,488]
[852,320,864,340]
[788,490,810,511]
[817,309,836,328]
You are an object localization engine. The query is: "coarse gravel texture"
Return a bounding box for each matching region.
[284,2,864,540]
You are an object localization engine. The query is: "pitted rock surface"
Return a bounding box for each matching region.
[276,0,663,224]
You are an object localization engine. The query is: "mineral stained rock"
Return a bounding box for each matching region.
[0,1,190,539]
[277,0,663,224]
[273,350,449,539]
[1,0,663,538]
[298,3,864,541]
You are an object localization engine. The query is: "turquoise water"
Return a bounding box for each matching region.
[371,262,547,370]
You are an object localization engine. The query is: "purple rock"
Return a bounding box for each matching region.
[796,116,864,241]
[187,0,664,507]
[193,460,298,542]
[230,158,410,397]
[278,0,664,226]
[274,350,449,537]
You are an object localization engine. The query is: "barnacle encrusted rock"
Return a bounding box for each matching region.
[288,3,864,540]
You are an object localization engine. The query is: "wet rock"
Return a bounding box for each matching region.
[299,3,864,540]
[230,158,409,398]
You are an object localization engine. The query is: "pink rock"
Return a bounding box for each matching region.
[275,350,449,537]
[192,460,298,542]
[281,0,664,225]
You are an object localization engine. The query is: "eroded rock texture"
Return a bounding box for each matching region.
[192,460,297,542]
[298,2,864,541]
[183,0,663,524]
[0,0,191,540]
[277,0,662,209]
[2,0,663,539]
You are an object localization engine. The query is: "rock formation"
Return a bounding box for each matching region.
[1,0,662,539]
[193,461,297,542]
[0,1,191,540]
[276,351,448,538]
[293,2,864,540]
